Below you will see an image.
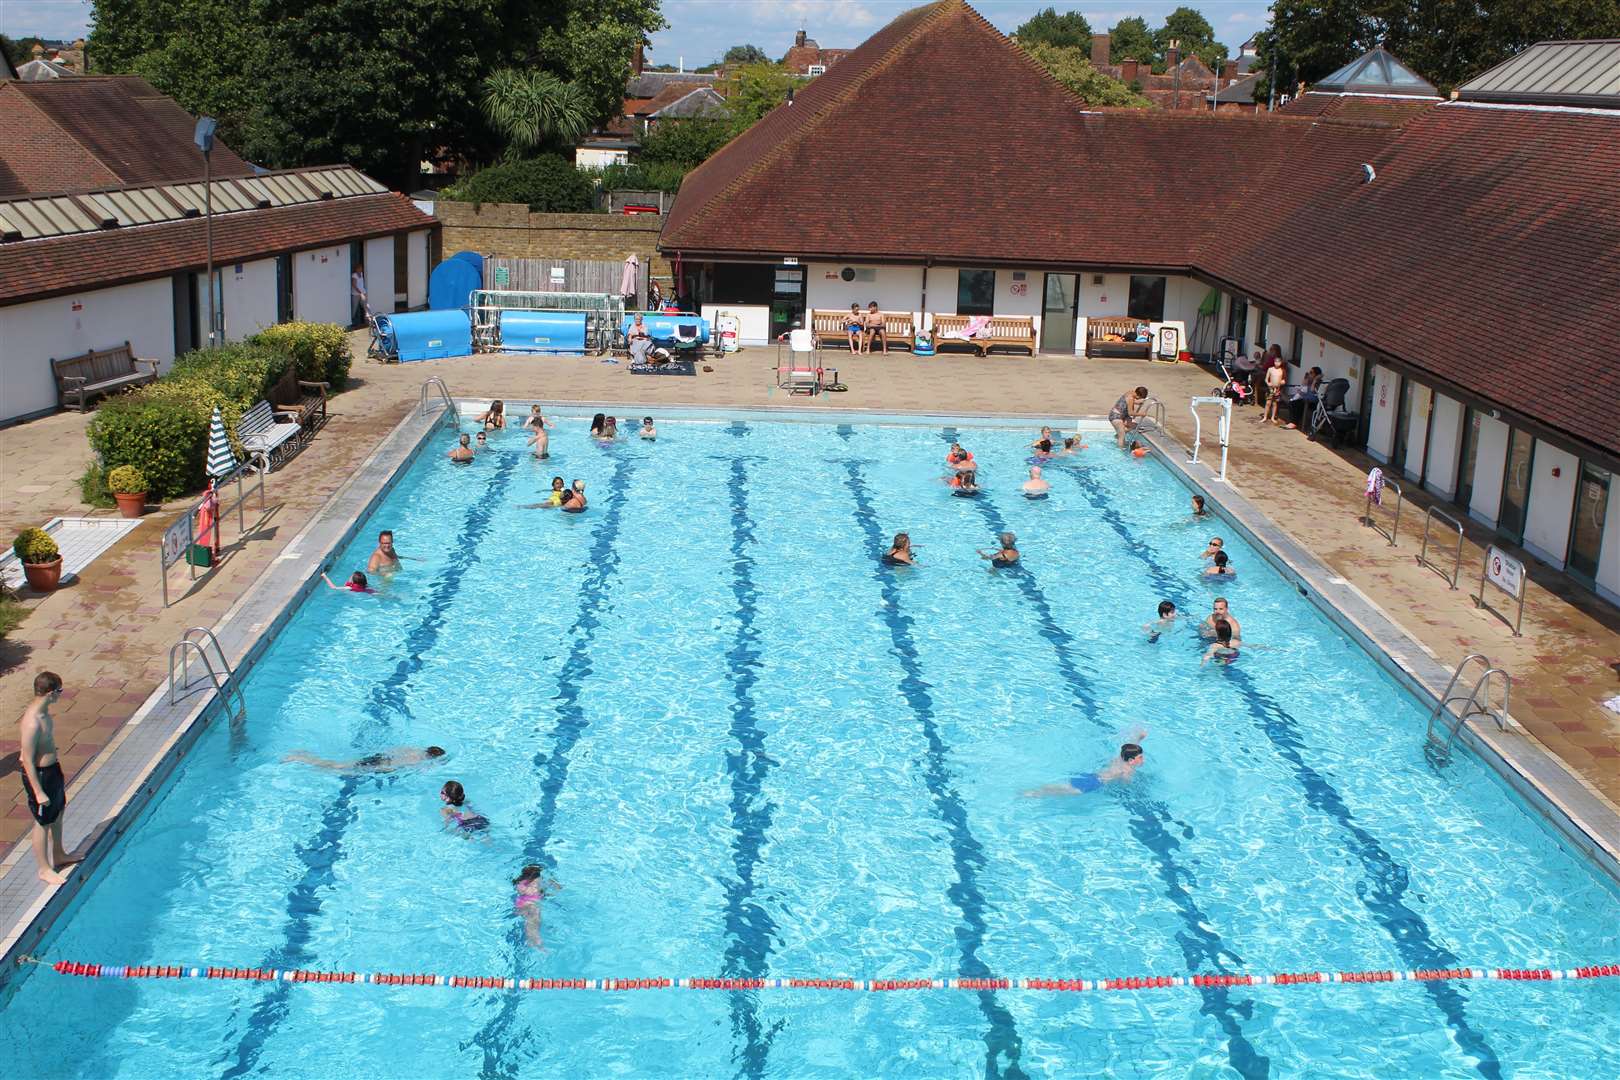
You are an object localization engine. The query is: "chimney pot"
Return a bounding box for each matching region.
[31,43,45,58]
[795,29,807,48]
[1167,46,1180,71]
[1121,59,1139,84]
[632,43,644,76]
[1090,33,1110,67]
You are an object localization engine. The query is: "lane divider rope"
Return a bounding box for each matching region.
[22,957,1620,993]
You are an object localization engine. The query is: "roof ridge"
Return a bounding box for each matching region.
[0,81,124,189]
[666,1,960,246]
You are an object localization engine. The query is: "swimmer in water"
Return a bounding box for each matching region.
[1200,598,1242,642]
[1202,619,1240,665]
[477,399,506,430]
[640,416,656,440]
[449,433,474,464]
[522,404,549,430]
[945,443,975,472]
[284,746,446,773]
[527,422,549,459]
[950,468,980,496]
[1024,733,1146,796]
[513,864,562,948]
[883,532,916,565]
[561,479,587,513]
[1030,426,1055,450]
[1144,600,1177,642]
[320,569,374,593]
[1203,550,1236,578]
[1201,536,1225,562]
[978,531,1019,568]
[1191,494,1209,518]
[440,780,490,836]
[1023,466,1050,498]
[475,431,488,451]
[522,476,567,509]
[367,529,406,574]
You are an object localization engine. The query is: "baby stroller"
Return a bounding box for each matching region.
[1308,378,1358,445]
[1212,353,1253,405]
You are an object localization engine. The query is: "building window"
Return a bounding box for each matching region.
[957,269,996,316]
[1226,296,1248,347]
[1127,275,1165,321]
[807,64,826,76]
[1568,462,1610,583]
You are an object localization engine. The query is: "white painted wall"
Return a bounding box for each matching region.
[221,257,278,341]
[363,237,395,318]
[700,303,770,345]
[1523,440,1579,567]
[1298,331,1361,397]
[1596,477,1620,603]
[1076,273,1134,319]
[1364,365,1398,462]
[293,244,349,325]
[1164,275,1206,331]
[1469,414,1510,525]
[1424,393,1464,498]
[805,263,925,324]
[1403,382,1433,482]
[0,278,176,422]
[923,265,959,320]
[407,229,430,308]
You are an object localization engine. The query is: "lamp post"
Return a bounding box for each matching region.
[194,117,218,346]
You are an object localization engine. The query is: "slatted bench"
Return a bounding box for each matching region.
[810,309,918,351]
[237,400,304,471]
[931,314,1037,357]
[1085,316,1153,359]
[51,341,158,411]
[270,367,329,435]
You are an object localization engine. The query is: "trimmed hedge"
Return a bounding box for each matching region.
[444,155,594,212]
[87,385,219,500]
[251,322,352,388]
[170,342,288,406]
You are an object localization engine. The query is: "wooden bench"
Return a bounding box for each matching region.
[930,314,1037,356]
[237,400,304,470]
[51,341,158,411]
[270,366,329,435]
[810,309,917,351]
[1085,316,1153,359]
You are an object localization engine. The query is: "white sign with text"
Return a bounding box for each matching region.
[1484,545,1523,599]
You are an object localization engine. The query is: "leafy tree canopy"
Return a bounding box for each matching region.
[443,155,596,211]
[1022,41,1153,108]
[1153,6,1227,72]
[3,35,51,66]
[722,44,768,65]
[718,62,795,135]
[1106,16,1155,63]
[1013,7,1093,49]
[637,117,732,168]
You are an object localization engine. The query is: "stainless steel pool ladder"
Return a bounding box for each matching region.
[1137,397,1168,433]
[1424,653,1510,766]
[420,377,457,425]
[168,626,246,725]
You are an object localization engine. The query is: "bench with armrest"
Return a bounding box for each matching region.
[1085,316,1152,359]
[810,309,918,351]
[51,341,159,411]
[930,314,1037,357]
[237,400,304,471]
[270,366,329,434]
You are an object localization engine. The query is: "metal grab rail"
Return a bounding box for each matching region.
[1415,505,1465,589]
[168,626,246,725]
[1364,477,1402,546]
[1424,653,1511,766]
[1137,397,1168,433]
[420,378,456,425]
[1187,395,1232,482]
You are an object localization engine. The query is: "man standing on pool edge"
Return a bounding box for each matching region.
[19,671,75,884]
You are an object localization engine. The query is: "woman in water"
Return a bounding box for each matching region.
[561,479,587,513]
[440,780,489,836]
[884,532,916,565]
[513,865,562,948]
[320,570,374,594]
[1109,386,1149,449]
[1204,550,1236,578]
[478,400,506,430]
[1191,495,1209,518]
[1201,536,1224,562]
[1202,619,1240,665]
[950,468,980,497]
[589,413,609,438]
[978,532,1019,568]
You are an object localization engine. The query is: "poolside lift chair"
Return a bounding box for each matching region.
[776,327,823,396]
[1309,378,1359,446]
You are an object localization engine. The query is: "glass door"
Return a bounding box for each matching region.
[1455,407,1481,510]
[1497,428,1535,544]
[1568,463,1610,583]
[1040,273,1077,353]
[1391,375,1412,473]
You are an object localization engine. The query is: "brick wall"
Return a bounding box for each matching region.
[434,204,674,287]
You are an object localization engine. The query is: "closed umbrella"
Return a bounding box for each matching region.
[619,253,639,303]
[206,406,236,479]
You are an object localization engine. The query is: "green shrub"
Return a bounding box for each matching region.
[107,464,148,494]
[13,527,59,564]
[0,587,24,640]
[251,322,352,388]
[444,155,595,213]
[169,343,289,409]
[87,387,218,500]
[592,160,689,194]
[78,463,115,509]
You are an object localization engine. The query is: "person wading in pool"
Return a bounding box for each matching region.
[19,671,76,884]
[978,532,1019,568]
[1024,732,1147,796]
[368,530,414,575]
[1144,600,1178,643]
[883,532,917,566]
[284,746,446,773]
[1201,598,1241,643]
[449,433,474,464]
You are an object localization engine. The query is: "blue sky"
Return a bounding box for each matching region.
[3,1,1267,63]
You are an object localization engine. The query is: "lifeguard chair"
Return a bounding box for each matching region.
[776,328,822,395]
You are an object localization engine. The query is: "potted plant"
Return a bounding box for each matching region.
[13,528,62,593]
[107,465,149,519]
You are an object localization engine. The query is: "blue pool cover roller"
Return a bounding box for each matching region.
[376,310,473,362]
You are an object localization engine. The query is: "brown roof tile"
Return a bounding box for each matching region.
[0,192,432,303]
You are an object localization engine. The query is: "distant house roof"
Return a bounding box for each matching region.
[1312,47,1439,98]
[636,82,709,116]
[649,87,728,120]
[1458,39,1620,108]
[0,76,255,198]
[663,0,1620,464]
[626,71,720,98]
[1276,92,1439,125]
[1209,73,1261,105]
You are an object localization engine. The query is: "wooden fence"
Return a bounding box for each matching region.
[484,257,650,309]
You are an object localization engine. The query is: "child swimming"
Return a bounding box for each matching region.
[1202,619,1240,665]
[1144,600,1177,642]
[513,864,562,948]
[1024,732,1147,796]
[440,780,489,835]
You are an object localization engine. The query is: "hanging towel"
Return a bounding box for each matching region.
[943,315,992,340]
[1365,467,1384,507]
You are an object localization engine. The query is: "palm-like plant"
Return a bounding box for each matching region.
[482,69,592,158]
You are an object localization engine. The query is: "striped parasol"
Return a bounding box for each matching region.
[206,406,236,479]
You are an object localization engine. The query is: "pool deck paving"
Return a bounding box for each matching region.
[1,337,1617,868]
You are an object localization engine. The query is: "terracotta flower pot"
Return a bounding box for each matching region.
[23,557,63,593]
[114,491,148,519]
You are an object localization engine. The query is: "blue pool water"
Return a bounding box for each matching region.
[4,414,1618,1079]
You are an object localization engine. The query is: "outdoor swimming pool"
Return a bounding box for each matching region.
[3,413,1618,1079]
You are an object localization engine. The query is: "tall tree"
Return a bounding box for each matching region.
[719,62,794,135]
[722,44,767,65]
[532,0,666,128]
[1107,16,1155,64]
[1013,7,1093,49]
[1153,7,1227,71]
[481,70,592,159]
[1021,41,1153,107]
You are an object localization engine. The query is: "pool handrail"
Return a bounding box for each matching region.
[1416,505,1465,589]
[1424,653,1512,765]
[419,377,456,425]
[1365,477,1402,546]
[168,626,246,725]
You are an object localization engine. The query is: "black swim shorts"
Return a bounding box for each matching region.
[23,762,65,827]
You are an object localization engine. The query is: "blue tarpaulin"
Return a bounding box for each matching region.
[376,310,473,362]
[498,310,589,353]
[621,313,710,347]
[428,255,482,312]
